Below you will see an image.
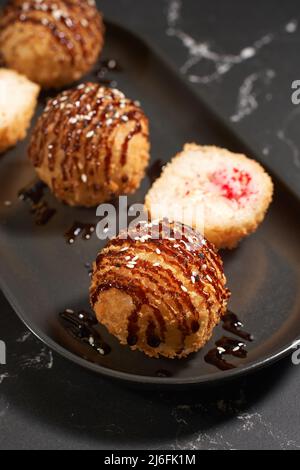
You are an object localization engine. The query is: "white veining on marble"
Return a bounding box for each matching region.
[20,347,53,370]
[238,413,300,449]
[15,331,54,370]
[171,404,234,450]
[277,108,300,169]
[231,70,276,122]
[17,331,32,343]
[0,373,9,384]
[166,0,296,93]
[166,0,276,85]
[167,387,300,450]
[0,397,9,418]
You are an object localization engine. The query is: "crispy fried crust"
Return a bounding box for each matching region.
[28,84,150,207]
[0,68,40,153]
[0,0,104,88]
[90,221,230,359]
[145,144,274,249]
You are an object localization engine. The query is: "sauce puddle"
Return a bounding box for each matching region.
[205,311,254,371]
[59,309,111,356]
[18,181,56,226]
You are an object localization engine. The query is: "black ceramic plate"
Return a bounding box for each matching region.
[0,22,300,388]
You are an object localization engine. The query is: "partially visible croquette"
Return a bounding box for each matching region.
[0,68,40,153]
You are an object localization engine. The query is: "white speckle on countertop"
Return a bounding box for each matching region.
[240,47,256,59]
[285,20,298,33]
[262,146,271,156]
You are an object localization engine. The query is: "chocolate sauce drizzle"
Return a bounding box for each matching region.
[18,181,56,226]
[205,336,247,371]
[91,221,229,353]
[1,0,103,66]
[29,85,149,192]
[204,312,254,371]
[222,311,254,341]
[59,309,111,356]
[64,222,96,244]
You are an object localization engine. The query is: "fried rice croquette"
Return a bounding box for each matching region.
[0,0,104,88]
[28,84,150,207]
[90,220,230,359]
[145,144,274,249]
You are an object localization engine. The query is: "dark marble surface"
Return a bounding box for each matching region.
[103,0,300,199]
[1,0,300,450]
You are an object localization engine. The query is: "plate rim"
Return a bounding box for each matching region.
[1,20,300,387]
[1,274,299,387]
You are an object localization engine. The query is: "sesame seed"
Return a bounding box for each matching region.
[156,248,161,255]
[65,18,73,28]
[81,174,87,183]
[86,131,95,139]
[181,285,188,293]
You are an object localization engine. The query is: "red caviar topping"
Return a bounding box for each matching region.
[211,167,253,202]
